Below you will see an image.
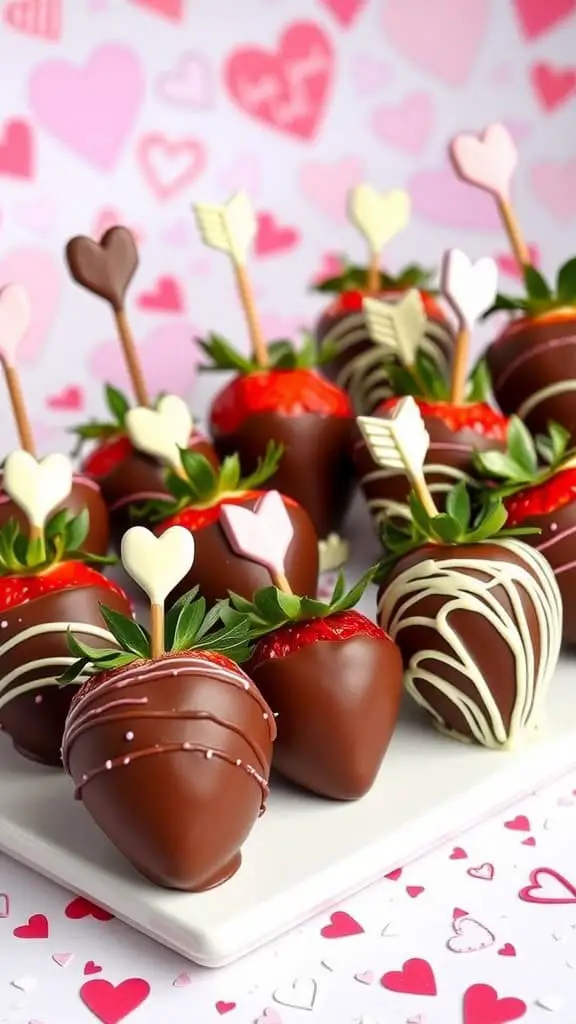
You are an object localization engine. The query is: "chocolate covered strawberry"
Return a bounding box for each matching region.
[218,490,402,799]
[352,255,508,533]
[193,193,354,570]
[73,385,217,547]
[0,507,129,766]
[61,526,274,892]
[475,417,576,644]
[361,397,562,749]
[132,442,318,605]
[484,262,576,443]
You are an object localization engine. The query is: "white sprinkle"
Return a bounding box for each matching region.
[81,774,88,782]
[0,620,7,628]
[123,757,130,766]
[34,694,43,705]
[235,759,241,766]
[206,749,213,759]
[105,760,112,770]
[536,995,565,1012]
[550,522,558,532]
[172,669,179,675]
[273,711,279,717]
[11,976,36,992]
[263,712,268,719]
[182,742,192,750]
[125,731,134,741]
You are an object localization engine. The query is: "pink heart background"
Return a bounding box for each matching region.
[0,0,573,453]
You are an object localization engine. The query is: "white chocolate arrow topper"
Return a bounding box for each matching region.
[441,249,498,329]
[363,290,426,367]
[3,450,73,529]
[125,394,193,472]
[348,185,411,253]
[193,191,257,266]
[357,397,437,518]
[121,525,196,606]
[0,284,31,367]
[219,490,294,591]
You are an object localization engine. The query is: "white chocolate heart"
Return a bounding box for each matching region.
[348,185,410,252]
[0,284,31,366]
[3,450,73,528]
[125,394,193,471]
[441,248,498,328]
[121,525,195,605]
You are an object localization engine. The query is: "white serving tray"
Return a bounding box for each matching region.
[1,499,575,968]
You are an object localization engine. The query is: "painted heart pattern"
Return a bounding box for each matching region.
[380,958,437,996]
[519,867,576,904]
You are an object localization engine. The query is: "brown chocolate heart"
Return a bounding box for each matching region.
[65,227,139,310]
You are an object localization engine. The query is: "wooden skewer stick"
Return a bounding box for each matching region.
[233,264,269,369]
[497,197,531,270]
[114,307,149,407]
[273,570,292,594]
[1,359,36,455]
[150,602,164,660]
[449,327,471,406]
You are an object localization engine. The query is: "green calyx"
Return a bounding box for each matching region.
[311,259,436,295]
[378,481,540,578]
[218,568,376,640]
[386,355,492,405]
[0,509,115,575]
[131,439,284,521]
[70,384,131,452]
[59,587,254,684]
[474,417,574,495]
[197,331,334,373]
[484,259,576,319]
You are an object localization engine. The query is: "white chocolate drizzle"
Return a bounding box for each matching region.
[377,540,562,749]
[318,310,452,413]
[0,622,117,710]
[516,380,576,423]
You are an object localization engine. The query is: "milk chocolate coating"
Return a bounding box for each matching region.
[377,543,559,745]
[0,584,131,766]
[0,474,110,556]
[249,632,402,799]
[86,436,218,551]
[316,301,454,414]
[62,654,276,891]
[486,317,576,443]
[65,227,139,311]
[212,412,356,539]
[505,499,576,646]
[161,497,319,607]
[353,412,504,532]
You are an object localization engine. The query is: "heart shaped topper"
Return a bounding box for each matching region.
[125,395,193,470]
[219,490,294,580]
[3,450,73,528]
[348,184,411,252]
[0,284,31,367]
[449,123,518,200]
[441,249,498,328]
[121,526,196,605]
[65,226,139,310]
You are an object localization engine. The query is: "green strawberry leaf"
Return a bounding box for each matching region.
[172,596,206,651]
[524,264,552,301]
[507,417,538,476]
[556,257,576,303]
[99,605,151,658]
[467,358,493,403]
[197,333,255,373]
[105,384,130,425]
[446,480,471,529]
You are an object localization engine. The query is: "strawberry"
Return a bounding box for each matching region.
[0,472,110,557]
[312,263,454,415]
[354,395,508,534]
[475,416,576,644]
[71,385,218,545]
[484,259,576,443]
[132,442,318,606]
[221,569,402,800]
[61,591,274,891]
[0,509,130,766]
[377,478,562,748]
[200,333,355,555]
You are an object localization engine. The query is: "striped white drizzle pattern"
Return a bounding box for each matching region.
[0,622,116,710]
[377,540,562,750]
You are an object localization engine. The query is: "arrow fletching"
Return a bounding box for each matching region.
[363,290,426,366]
[193,191,256,265]
[357,397,437,517]
[219,490,294,581]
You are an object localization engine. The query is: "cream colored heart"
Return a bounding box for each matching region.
[441,248,498,328]
[348,184,411,251]
[125,394,193,471]
[121,525,195,605]
[3,450,73,528]
[0,284,31,366]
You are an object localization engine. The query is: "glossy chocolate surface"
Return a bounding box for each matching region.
[353,412,504,532]
[90,436,218,550]
[486,317,576,443]
[250,634,402,800]
[161,496,319,606]
[62,653,276,891]
[0,474,110,556]
[212,412,356,539]
[0,584,130,766]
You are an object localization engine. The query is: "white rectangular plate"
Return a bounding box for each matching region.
[1,503,575,967]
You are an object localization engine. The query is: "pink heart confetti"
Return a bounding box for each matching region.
[498,943,517,956]
[354,970,374,985]
[173,971,193,987]
[385,867,403,880]
[52,952,74,968]
[522,837,536,846]
[504,815,530,831]
[449,123,518,199]
[453,907,470,919]
[450,847,468,859]
[0,283,31,365]
[256,1010,283,1024]
[467,862,495,881]
[406,886,424,898]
